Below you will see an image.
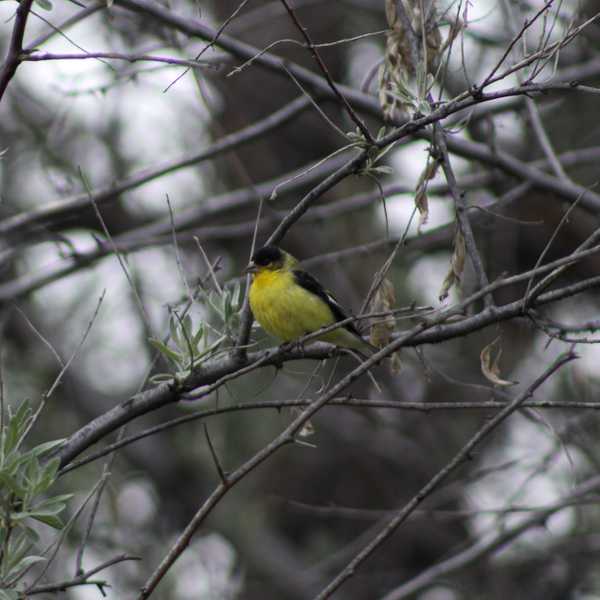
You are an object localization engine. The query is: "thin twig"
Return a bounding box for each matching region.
[80,168,153,332]
[523,188,590,303]
[58,391,600,475]
[498,0,571,182]
[28,8,115,71]
[13,305,64,368]
[228,29,389,78]
[27,554,140,595]
[20,290,106,449]
[0,95,311,242]
[279,0,374,143]
[194,239,222,295]
[234,194,265,361]
[163,0,251,92]
[203,424,228,485]
[22,50,219,70]
[479,0,555,88]
[23,477,107,589]
[25,3,104,49]
[380,472,600,600]
[434,125,493,306]
[526,222,600,305]
[74,426,125,575]
[167,194,192,303]
[281,63,349,139]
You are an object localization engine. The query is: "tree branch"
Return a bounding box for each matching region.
[0,0,34,102]
[55,249,600,470]
[314,350,577,599]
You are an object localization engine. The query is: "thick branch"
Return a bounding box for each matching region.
[0,0,34,101]
[55,262,600,469]
[0,95,311,242]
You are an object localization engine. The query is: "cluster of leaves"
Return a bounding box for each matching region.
[352,126,396,180]
[379,0,441,118]
[150,282,243,383]
[0,401,71,599]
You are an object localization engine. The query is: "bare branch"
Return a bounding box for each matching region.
[279,0,374,143]
[0,0,35,101]
[314,350,577,599]
[380,473,600,600]
[26,554,140,596]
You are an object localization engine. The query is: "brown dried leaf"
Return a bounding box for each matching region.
[439,228,465,301]
[292,407,316,438]
[379,1,452,119]
[425,17,442,73]
[385,0,397,27]
[390,351,403,375]
[369,278,396,348]
[480,337,517,387]
[414,158,438,232]
[369,277,403,375]
[414,188,429,232]
[380,0,419,118]
[298,419,315,438]
[418,157,439,184]
[379,35,413,119]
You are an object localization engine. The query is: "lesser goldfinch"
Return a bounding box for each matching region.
[246,245,375,352]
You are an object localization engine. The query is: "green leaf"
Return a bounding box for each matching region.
[39,493,73,505]
[0,589,20,600]
[34,0,53,9]
[182,314,193,338]
[29,439,66,457]
[20,525,40,543]
[197,334,226,360]
[10,554,46,571]
[4,532,31,572]
[192,322,205,348]
[149,338,183,366]
[231,282,241,311]
[3,401,31,455]
[0,470,25,497]
[207,291,224,318]
[25,455,41,486]
[169,315,181,349]
[30,496,71,517]
[2,449,38,481]
[16,495,71,528]
[31,513,64,529]
[36,458,60,494]
[223,290,232,321]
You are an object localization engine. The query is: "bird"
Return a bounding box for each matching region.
[246,245,375,353]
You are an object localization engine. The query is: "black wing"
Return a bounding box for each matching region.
[293,269,361,337]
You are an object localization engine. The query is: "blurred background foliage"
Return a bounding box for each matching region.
[1,0,600,598]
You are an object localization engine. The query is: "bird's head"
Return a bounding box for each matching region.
[245,245,297,275]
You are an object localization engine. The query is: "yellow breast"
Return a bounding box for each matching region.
[249,269,336,342]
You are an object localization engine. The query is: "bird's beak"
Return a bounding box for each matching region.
[244,261,258,275]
